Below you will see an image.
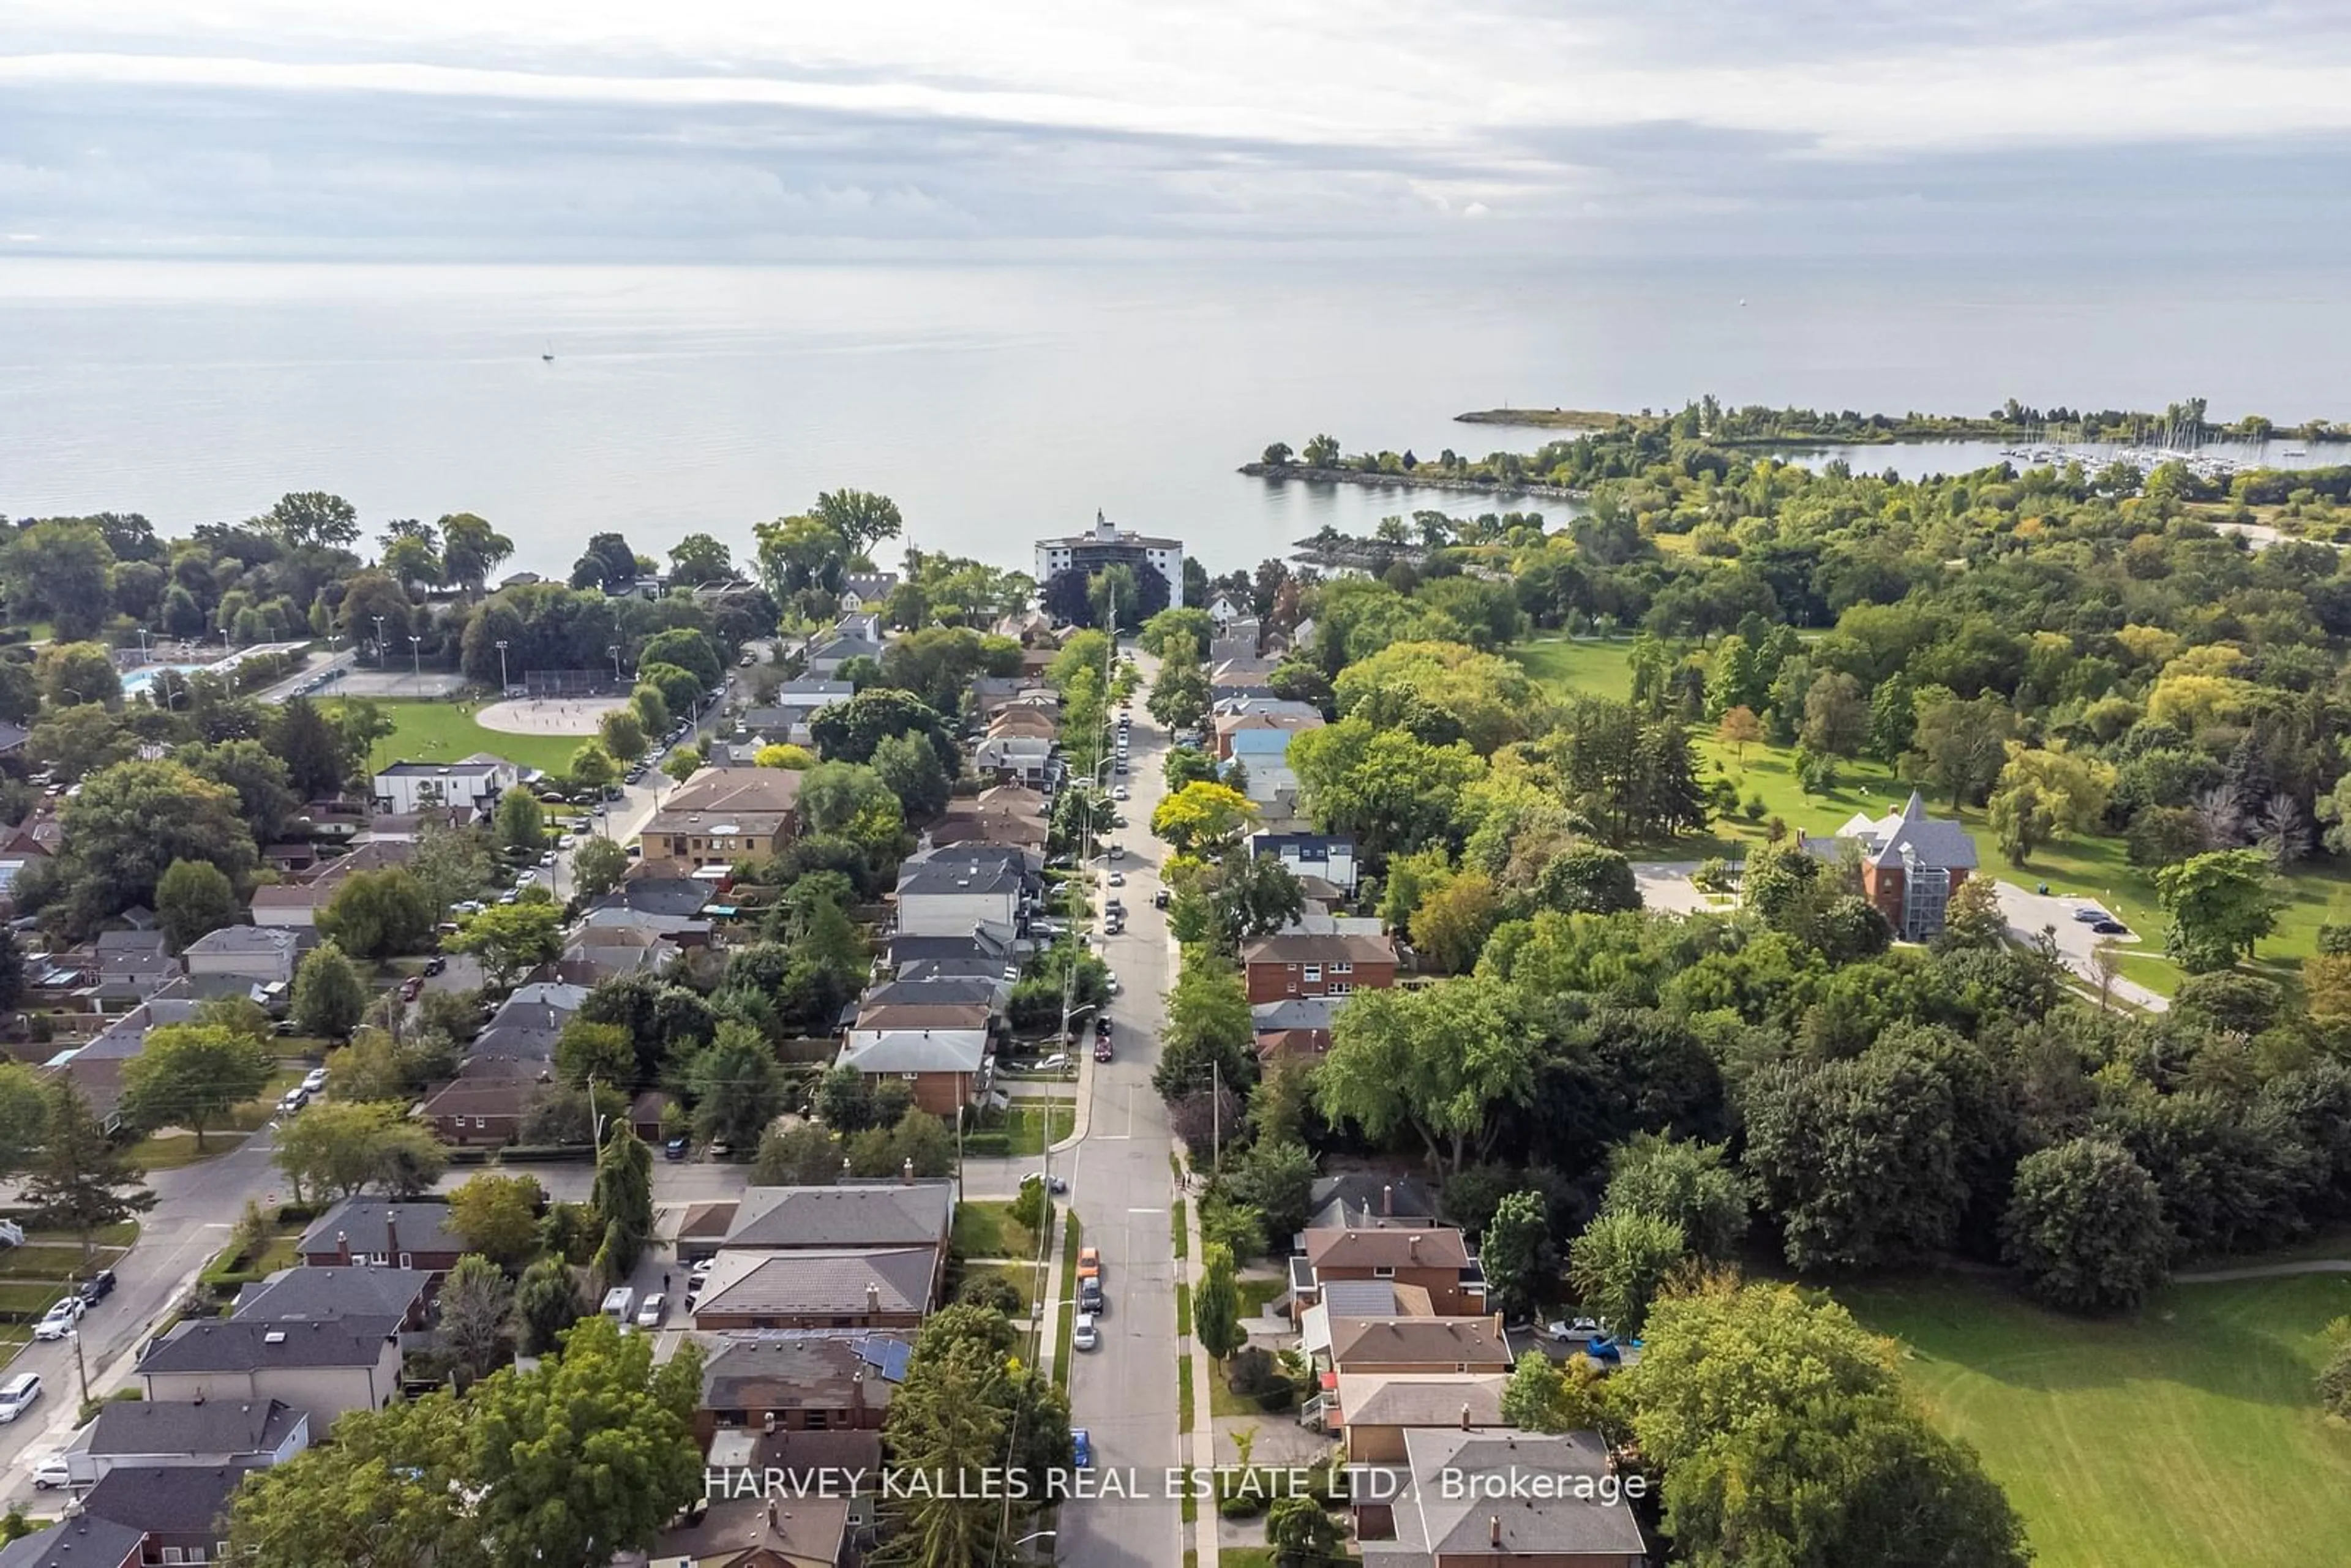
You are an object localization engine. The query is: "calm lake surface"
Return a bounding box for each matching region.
[2,255,2345,577]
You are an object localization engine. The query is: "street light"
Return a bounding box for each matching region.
[372,614,388,668]
[607,643,623,685]
[495,639,511,693]
[408,634,422,685]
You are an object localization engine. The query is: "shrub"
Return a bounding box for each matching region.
[956,1274,1024,1314]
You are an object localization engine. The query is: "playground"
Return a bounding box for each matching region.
[474,696,631,737]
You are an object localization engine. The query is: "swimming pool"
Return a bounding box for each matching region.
[119,663,208,696]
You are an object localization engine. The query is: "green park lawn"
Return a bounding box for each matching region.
[328,697,587,778]
[1840,1269,2351,1568]
[1511,636,2351,994]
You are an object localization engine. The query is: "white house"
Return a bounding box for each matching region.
[370,754,519,816]
[1251,833,1359,895]
[895,852,1024,938]
[181,926,304,990]
[1033,511,1183,606]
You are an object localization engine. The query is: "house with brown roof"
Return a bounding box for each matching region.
[693,1334,899,1441]
[1305,1226,1480,1315]
[1335,1371,1507,1463]
[1325,1315,1513,1376]
[688,1248,937,1330]
[1360,1428,1647,1568]
[640,769,803,872]
[648,1492,850,1568]
[1240,932,1398,1005]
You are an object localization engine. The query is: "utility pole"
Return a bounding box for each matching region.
[408,635,422,685]
[495,639,510,692]
[372,614,387,667]
[1212,1057,1221,1176]
[70,1327,89,1408]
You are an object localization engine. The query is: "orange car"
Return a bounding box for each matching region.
[1076,1246,1101,1283]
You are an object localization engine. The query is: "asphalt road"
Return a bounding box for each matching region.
[1058,656,1185,1568]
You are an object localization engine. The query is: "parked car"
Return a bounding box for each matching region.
[1112,784,1130,801]
[1041,1173,1068,1195]
[1105,971,1121,994]
[1076,1246,1101,1283]
[422,956,448,976]
[1073,1313,1099,1352]
[1107,871,1125,887]
[2091,919,2131,936]
[1071,1428,1092,1469]
[664,1135,690,1161]
[301,1067,329,1094]
[278,1087,309,1115]
[0,1375,43,1424]
[636,1294,667,1329]
[538,850,557,866]
[1094,1013,1111,1037]
[1035,1053,1070,1073]
[600,1287,636,1322]
[2073,906,2110,924]
[32,1300,83,1341]
[400,976,424,1002]
[1094,1038,1112,1063]
[77,1269,116,1306]
[28,1454,70,1490]
[1153,888,1170,909]
[1078,1277,1104,1315]
[1108,842,1125,859]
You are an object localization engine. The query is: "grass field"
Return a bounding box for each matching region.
[1512,636,2351,992]
[129,1067,306,1170]
[1842,1270,2351,1568]
[328,697,588,778]
[1001,1101,1076,1157]
[959,1261,1041,1312]
[951,1200,1040,1262]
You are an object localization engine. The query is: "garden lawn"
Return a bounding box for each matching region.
[1841,1270,2351,1568]
[129,1067,304,1169]
[951,1200,1039,1262]
[1510,636,2351,992]
[959,1261,1041,1313]
[329,698,586,778]
[1002,1101,1076,1157]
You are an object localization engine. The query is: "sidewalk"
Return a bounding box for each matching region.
[1180,1186,1219,1568]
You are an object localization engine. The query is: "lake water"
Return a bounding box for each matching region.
[2,255,2345,577]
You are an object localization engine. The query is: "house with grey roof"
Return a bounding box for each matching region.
[688,1247,938,1330]
[69,1397,308,1486]
[0,1515,146,1568]
[834,1029,989,1114]
[718,1183,953,1254]
[695,1333,899,1438]
[895,850,1026,939]
[181,924,306,992]
[78,1463,257,1562]
[1360,1427,1647,1568]
[1809,789,1979,942]
[135,1317,403,1429]
[297,1200,465,1273]
[233,1266,435,1330]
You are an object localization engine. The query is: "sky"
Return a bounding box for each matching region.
[2,0,2349,260]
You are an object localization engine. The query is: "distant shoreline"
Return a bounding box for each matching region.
[1454,405,2351,446]
[1237,461,1587,502]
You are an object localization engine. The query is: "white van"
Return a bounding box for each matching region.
[0,1373,42,1423]
[599,1286,636,1322]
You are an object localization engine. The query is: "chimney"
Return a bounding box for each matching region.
[1381,1184,1393,1217]
[866,1281,880,1315]
[901,1158,915,1185]
[852,1369,867,1420]
[336,1231,351,1267]
[1488,1517,1502,1548]
[1460,1403,1471,1431]
[384,1212,400,1261]
[1407,1234,1420,1262]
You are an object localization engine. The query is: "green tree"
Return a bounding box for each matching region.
[2156,849,2285,972]
[410,822,494,914]
[598,708,647,763]
[1480,1190,1556,1320]
[118,1023,273,1151]
[154,857,241,954]
[34,640,123,710]
[1194,1240,1245,1360]
[1799,669,1869,757]
[591,1125,655,1286]
[572,835,629,899]
[1741,1049,1966,1270]
[446,1174,547,1270]
[1501,1348,1614,1436]
[1224,1139,1316,1241]
[568,741,617,792]
[554,1019,636,1090]
[23,1083,154,1259]
[319,868,437,961]
[1534,844,1641,915]
[273,1100,448,1202]
[754,1122,844,1186]
[440,511,514,594]
[1566,1210,1685,1337]
[223,1391,471,1566]
[1906,694,2015,809]
[448,898,566,988]
[1265,1495,1341,1568]
[636,626,721,688]
[880,1335,1014,1568]
[1302,433,1340,467]
[1317,978,1535,1177]
[871,730,951,821]
[1987,743,2113,864]
[811,488,904,560]
[290,939,369,1038]
[1151,780,1258,857]
[4,525,117,642]
[50,759,257,933]
[686,1022,791,1149]
[1147,638,1212,732]
[2001,1138,2173,1313]
[0,1063,52,1174]
[629,683,670,737]
[438,1253,517,1383]
[667,531,735,585]
[265,490,361,550]
[515,1256,587,1355]
[1600,1133,1749,1261]
[495,789,545,853]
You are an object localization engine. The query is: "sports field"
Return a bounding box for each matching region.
[332,698,588,778]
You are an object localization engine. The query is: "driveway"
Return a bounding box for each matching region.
[1991,880,2169,1012]
[1630,860,1722,915]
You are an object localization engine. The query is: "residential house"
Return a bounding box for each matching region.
[248,840,418,928]
[135,1318,404,1428]
[804,621,883,681]
[1033,511,1183,605]
[970,734,1054,789]
[883,929,1019,980]
[1323,1315,1513,1376]
[77,1465,254,1564]
[419,1071,553,1146]
[0,1518,146,1568]
[705,1183,954,1262]
[560,923,683,983]
[1208,594,1243,626]
[833,1029,988,1114]
[1240,932,1398,1005]
[592,877,726,921]
[1212,709,1321,763]
[838,572,899,613]
[1307,1174,1439,1234]
[233,1267,435,1332]
[369,755,519,817]
[1809,790,1978,942]
[894,848,1026,938]
[641,769,803,873]
[297,1200,467,1274]
[180,925,304,995]
[1303,1226,1482,1315]
[48,985,200,1129]
[85,929,178,1011]
[67,1397,309,1485]
[1210,656,1279,692]
[1361,1428,1646,1567]
[984,707,1058,743]
[1209,629,1261,666]
[687,1248,937,1330]
[1335,1372,1507,1463]
[1250,833,1359,895]
[859,976,1008,1015]
[695,1333,899,1438]
[648,1494,849,1568]
[850,1002,991,1037]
